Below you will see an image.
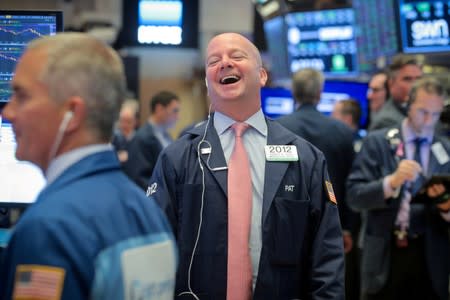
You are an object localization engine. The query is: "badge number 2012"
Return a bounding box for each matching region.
[264,145,299,162]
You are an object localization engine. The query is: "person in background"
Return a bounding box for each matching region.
[347,77,450,300]
[123,90,180,190]
[148,32,344,299]
[367,70,389,126]
[369,54,423,131]
[111,98,139,164]
[0,32,177,300]
[332,98,364,153]
[330,97,363,300]
[277,68,358,300]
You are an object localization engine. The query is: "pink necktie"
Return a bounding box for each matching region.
[227,122,252,300]
[395,138,426,248]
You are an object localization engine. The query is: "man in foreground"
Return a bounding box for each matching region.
[0,33,177,300]
[149,32,344,299]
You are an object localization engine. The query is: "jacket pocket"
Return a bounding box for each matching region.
[268,197,309,266]
[177,184,227,255]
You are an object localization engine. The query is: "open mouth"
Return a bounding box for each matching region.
[220,75,241,85]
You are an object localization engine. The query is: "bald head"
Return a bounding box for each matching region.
[204,32,268,121]
[206,33,263,67]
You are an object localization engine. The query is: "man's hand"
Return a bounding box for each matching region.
[389,159,422,189]
[343,231,353,254]
[426,183,450,213]
[437,198,450,213]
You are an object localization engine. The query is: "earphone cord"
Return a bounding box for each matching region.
[48,112,72,164]
[177,111,212,300]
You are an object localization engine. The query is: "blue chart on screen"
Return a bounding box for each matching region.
[0,13,59,104]
[0,25,51,45]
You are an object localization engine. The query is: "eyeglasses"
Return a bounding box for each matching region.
[367,87,385,94]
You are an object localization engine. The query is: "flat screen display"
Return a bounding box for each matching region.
[0,119,46,206]
[0,10,62,207]
[396,0,450,53]
[119,0,198,48]
[285,8,358,76]
[353,0,399,73]
[261,87,295,119]
[0,10,62,104]
[321,80,369,128]
[261,80,369,128]
[138,0,183,45]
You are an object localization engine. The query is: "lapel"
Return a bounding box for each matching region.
[427,136,445,175]
[191,117,228,196]
[262,120,298,223]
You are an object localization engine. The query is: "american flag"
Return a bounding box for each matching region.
[325,181,337,205]
[13,265,65,300]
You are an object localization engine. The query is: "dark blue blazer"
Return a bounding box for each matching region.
[0,150,177,299]
[149,115,345,299]
[123,122,163,190]
[347,127,450,299]
[277,104,359,234]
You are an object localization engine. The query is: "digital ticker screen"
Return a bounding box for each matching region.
[0,12,60,103]
[285,8,358,76]
[397,0,450,53]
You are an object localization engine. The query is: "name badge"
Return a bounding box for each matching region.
[264,145,298,161]
[431,142,450,165]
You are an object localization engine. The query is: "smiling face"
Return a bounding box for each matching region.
[205,33,267,119]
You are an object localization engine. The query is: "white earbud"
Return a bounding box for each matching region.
[47,110,74,162]
[64,111,74,122]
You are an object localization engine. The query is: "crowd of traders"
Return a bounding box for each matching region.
[0,31,449,300]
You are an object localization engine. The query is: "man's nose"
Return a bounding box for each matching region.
[220,56,232,69]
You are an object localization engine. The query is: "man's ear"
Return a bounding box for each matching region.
[259,67,268,87]
[63,96,86,133]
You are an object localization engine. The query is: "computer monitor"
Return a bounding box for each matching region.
[352,0,399,73]
[285,7,359,77]
[261,79,369,128]
[119,0,198,48]
[320,80,369,128]
[261,86,295,119]
[0,10,63,207]
[396,0,450,54]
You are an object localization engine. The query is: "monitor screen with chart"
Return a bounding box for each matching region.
[0,10,63,206]
[285,7,358,77]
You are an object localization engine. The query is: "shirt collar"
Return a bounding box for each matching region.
[213,109,268,137]
[151,120,173,133]
[46,144,113,185]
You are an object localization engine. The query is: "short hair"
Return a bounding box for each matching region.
[27,32,126,142]
[408,76,447,106]
[291,68,324,105]
[338,99,361,127]
[149,91,179,114]
[388,53,423,80]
